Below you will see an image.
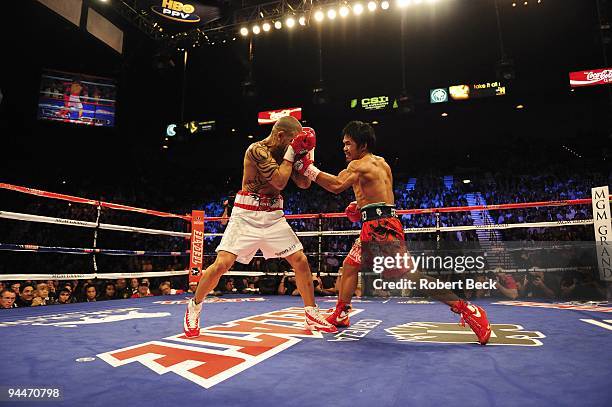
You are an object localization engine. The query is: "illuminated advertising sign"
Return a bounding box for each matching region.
[444,82,506,101]
[258,107,302,125]
[569,68,612,88]
[188,120,215,133]
[137,1,220,32]
[349,96,399,112]
[430,88,449,104]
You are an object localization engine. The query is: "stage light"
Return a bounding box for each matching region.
[397,0,411,7]
[263,22,271,32]
[381,1,390,10]
[327,9,337,20]
[286,17,296,28]
[462,179,471,184]
[516,104,524,109]
[299,16,306,25]
[274,21,282,29]
[353,3,364,14]
[240,27,248,36]
[248,135,254,139]
[441,112,448,117]
[340,6,350,17]
[314,10,325,21]
[368,1,377,11]
[252,25,260,34]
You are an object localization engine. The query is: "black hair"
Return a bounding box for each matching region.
[342,121,376,152]
[20,284,35,293]
[1,289,15,297]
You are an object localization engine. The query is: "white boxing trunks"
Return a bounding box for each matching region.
[216,191,303,264]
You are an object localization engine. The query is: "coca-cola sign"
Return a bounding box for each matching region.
[569,68,612,88]
[258,107,302,125]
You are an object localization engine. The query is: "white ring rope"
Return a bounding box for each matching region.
[0,210,593,240]
[0,211,190,237]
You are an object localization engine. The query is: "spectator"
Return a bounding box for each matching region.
[1,289,17,309]
[84,284,97,302]
[16,284,35,307]
[278,275,299,296]
[10,282,21,296]
[493,272,519,300]
[129,278,139,295]
[518,272,557,299]
[115,278,130,299]
[56,288,73,305]
[31,283,54,306]
[99,283,117,301]
[131,282,153,298]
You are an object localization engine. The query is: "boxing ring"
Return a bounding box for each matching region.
[0,183,611,406]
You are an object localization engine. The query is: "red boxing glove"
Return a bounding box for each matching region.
[293,155,320,181]
[345,201,361,223]
[292,127,316,158]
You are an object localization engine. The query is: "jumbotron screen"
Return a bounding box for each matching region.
[37,69,116,127]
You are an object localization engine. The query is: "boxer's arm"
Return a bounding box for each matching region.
[247,144,292,190]
[291,171,311,189]
[314,162,359,194]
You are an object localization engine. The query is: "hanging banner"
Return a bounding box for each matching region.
[189,210,205,284]
[591,186,612,282]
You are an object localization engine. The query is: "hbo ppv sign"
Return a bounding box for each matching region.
[152,0,201,23]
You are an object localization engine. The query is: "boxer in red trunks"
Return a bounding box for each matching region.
[294,121,491,345]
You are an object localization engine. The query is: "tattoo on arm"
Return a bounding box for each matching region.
[247,144,279,182]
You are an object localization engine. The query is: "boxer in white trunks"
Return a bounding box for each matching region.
[183,116,337,337]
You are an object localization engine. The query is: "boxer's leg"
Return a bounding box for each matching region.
[193,250,236,304]
[284,250,315,307]
[339,261,359,304]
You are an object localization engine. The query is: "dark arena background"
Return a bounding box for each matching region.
[0,1,611,406]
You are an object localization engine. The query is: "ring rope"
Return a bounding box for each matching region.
[0,183,191,221]
[0,210,190,237]
[0,243,188,257]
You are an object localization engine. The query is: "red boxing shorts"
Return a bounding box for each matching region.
[345,204,405,267]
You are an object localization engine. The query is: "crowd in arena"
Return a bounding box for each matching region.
[1,166,610,308]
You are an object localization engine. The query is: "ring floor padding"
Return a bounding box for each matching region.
[1,296,610,407]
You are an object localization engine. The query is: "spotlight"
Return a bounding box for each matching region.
[240,27,248,36]
[286,17,295,28]
[242,80,257,98]
[397,0,411,7]
[462,179,471,184]
[312,80,330,105]
[339,6,350,17]
[263,22,271,32]
[327,9,337,20]
[496,58,516,81]
[252,25,260,34]
[381,1,390,10]
[299,16,306,25]
[314,10,325,21]
[368,1,377,11]
[353,3,364,14]
[516,104,524,109]
[441,112,448,117]
[274,21,282,29]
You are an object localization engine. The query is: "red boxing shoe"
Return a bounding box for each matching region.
[183,298,202,338]
[326,302,352,328]
[451,301,491,345]
[305,306,338,333]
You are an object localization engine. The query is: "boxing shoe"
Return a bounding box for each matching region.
[451,300,491,345]
[326,302,352,328]
[183,297,202,338]
[304,306,338,333]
